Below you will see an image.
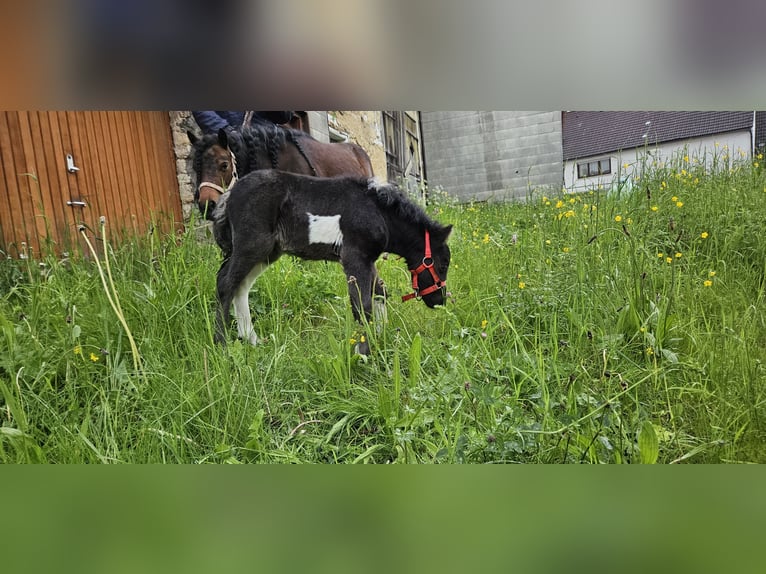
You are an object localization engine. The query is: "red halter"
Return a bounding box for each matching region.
[402,229,446,302]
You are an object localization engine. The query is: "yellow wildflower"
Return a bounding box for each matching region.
[676,201,684,208]
[555,200,564,209]
[614,215,623,222]
[709,271,716,277]
[89,353,99,362]
[666,257,673,264]
[481,319,488,329]
[675,252,682,258]
[671,196,678,202]
[482,234,490,244]
[518,281,526,289]
[703,280,713,287]
[563,247,571,253]
[651,205,658,212]
[700,232,709,239]
[74,345,82,356]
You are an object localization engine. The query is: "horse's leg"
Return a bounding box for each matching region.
[342,255,376,355]
[215,258,233,344]
[372,270,388,328]
[232,263,268,345]
[216,251,269,346]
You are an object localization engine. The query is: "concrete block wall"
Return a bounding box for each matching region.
[421,111,563,201]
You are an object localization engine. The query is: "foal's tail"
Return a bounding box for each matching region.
[212,191,233,259]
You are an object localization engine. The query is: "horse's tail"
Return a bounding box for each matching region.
[351,144,375,177]
[212,191,233,258]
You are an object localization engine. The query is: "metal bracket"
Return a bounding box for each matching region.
[66,154,80,173]
[67,200,87,208]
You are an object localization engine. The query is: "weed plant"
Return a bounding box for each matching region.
[1,150,764,463]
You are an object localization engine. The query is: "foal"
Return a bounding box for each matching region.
[212,170,452,354]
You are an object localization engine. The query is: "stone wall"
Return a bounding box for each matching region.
[168,111,198,220]
[327,111,387,179]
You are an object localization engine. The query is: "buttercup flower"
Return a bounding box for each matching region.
[700,232,709,239]
[703,280,713,287]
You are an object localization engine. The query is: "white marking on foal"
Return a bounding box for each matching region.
[233,263,268,345]
[307,213,343,249]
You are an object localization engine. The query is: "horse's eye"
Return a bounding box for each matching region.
[219,161,229,171]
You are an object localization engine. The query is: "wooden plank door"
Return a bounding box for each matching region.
[0,111,182,257]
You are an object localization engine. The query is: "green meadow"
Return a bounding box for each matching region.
[1,151,765,463]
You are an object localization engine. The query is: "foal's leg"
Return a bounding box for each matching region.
[342,255,377,355]
[372,270,388,327]
[216,253,269,346]
[232,263,268,345]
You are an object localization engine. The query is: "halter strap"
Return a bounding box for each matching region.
[402,229,446,302]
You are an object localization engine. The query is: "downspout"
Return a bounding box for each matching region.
[753,110,757,156]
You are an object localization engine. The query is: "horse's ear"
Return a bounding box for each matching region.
[218,128,229,149]
[187,130,198,145]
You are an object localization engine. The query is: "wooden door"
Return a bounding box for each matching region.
[0,111,182,258]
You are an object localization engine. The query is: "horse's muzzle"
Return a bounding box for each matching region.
[199,200,217,220]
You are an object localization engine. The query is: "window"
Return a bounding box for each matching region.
[383,111,423,183]
[577,157,611,178]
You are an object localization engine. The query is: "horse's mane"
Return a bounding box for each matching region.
[241,120,312,170]
[191,120,312,178]
[364,180,442,231]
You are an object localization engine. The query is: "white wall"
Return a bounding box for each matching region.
[563,130,753,193]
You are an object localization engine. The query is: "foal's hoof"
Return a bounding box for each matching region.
[354,340,370,356]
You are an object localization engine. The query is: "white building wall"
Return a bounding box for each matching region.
[564,130,752,193]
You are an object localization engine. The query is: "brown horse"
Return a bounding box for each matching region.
[188,119,374,219]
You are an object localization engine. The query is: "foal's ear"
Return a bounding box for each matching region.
[187,130,199,145]
[435,224,453,242]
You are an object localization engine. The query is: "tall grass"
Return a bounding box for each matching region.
[1,151,764,463]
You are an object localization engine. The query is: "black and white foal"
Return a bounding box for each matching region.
[212,170,452,354]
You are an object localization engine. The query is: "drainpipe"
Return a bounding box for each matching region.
[753,111,757,156]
